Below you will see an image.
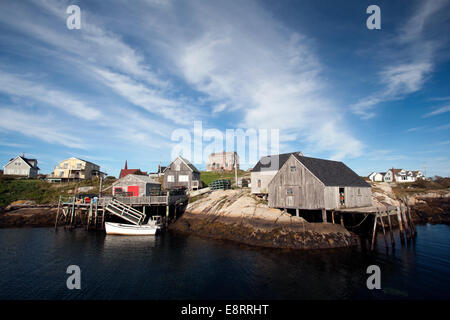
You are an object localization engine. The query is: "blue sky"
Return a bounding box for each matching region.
[0,0,449,177]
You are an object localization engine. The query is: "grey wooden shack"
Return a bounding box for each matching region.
[268,153,372,212]
[251,152,300,194]
[163,156,200,190]
[112,174,161,197]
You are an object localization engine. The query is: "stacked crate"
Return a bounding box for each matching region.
[209,179,231,190]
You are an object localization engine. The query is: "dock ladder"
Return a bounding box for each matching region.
[104,199,145,225]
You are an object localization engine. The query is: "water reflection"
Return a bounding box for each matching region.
[0,224,449,299]
[101,234,157,249]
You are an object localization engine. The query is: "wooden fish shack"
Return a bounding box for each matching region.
[268,153,372,220]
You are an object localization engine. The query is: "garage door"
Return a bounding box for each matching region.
[127,186,139,197]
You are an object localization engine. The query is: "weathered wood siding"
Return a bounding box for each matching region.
[268,156,325,209]
[251,170,277,194]
[323,186,372,209]
[324,186,339,209]
[164,158,200,190]
[343,186,372,208]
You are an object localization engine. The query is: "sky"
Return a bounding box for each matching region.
[0,0,449,178]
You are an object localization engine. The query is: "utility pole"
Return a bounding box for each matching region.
[234,152,239,188]
[99,175,103,197]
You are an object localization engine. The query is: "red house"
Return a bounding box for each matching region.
[119,160,147,179]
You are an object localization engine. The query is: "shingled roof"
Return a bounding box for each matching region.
[291,154,370,188]
[251,152,300,172]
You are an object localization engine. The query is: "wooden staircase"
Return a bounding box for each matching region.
[104,199,145,225]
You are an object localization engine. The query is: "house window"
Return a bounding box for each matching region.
[286,188,293,195]
[290,166,296,172]
[179,175,189,182]
[257,179,261,188]
[357,188,361,195]
[77,163,82,169]
[167,175,174,182]
[63,163,68,169]
[175,164,180,171]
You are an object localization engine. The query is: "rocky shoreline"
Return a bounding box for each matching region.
[1,190,449,250]
[169,212,356,249]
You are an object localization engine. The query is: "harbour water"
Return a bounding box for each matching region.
[0,224,449,300]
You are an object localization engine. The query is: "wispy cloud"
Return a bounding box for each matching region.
[0,108,87,149]
[406,126,426,133]
[146,0,363,159]
[423,105,450,118]
[0,71,102,120]
[352,0,449,118]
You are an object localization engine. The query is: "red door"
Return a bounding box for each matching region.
[127,186,139,197]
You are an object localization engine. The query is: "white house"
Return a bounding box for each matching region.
[384,169,423,183]
[3,155,39,178]
[368,172,385,182]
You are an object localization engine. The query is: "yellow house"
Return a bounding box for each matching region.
[49,157,102,181]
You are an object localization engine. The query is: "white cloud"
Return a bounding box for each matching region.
[423,105,450,118]
[0,71,102,120]
[351,0,449,118]
[147,0,363,159]
[0,108,87,149]
[91,67,197,125]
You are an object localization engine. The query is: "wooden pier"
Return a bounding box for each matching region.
[54,191,188,230]
[333,202,416,250]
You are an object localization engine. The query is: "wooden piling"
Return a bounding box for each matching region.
[54,196,61,230]
[386,209,395,246]
[396,206,405,243]
[401,205,411,239]
[378,209,388,248]
[371,214,378,251]
[331,211,335,224]
[340,214,344,227]
[322,209,327,223]
[407,205,416,237]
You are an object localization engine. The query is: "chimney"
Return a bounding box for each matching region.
[392,167,395,182]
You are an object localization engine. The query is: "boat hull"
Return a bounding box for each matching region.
[105,222,157,236]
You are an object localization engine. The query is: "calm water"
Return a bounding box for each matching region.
[0,224,449,300]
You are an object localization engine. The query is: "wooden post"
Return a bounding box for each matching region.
[396,206,405,243]
[386,209,395,246]
[332,211,335,224]
[407,205,416,236]
[54,196,61,230]
[401,205,411,239]
[340,214,345,227]
[296,208,299,217]
[87,201,92,230]
[378,209,388,248]
[322,209,327,223]
[371,214,378,251]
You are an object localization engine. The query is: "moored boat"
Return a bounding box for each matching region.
[105,222,157,236]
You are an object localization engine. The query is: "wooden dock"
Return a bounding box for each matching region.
[54,191,189,230]
[333,203,416,250]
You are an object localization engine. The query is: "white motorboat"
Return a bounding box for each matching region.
[105,222,157,236]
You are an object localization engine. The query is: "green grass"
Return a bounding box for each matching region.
[0,176,116,208]
[200,170,248,186]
